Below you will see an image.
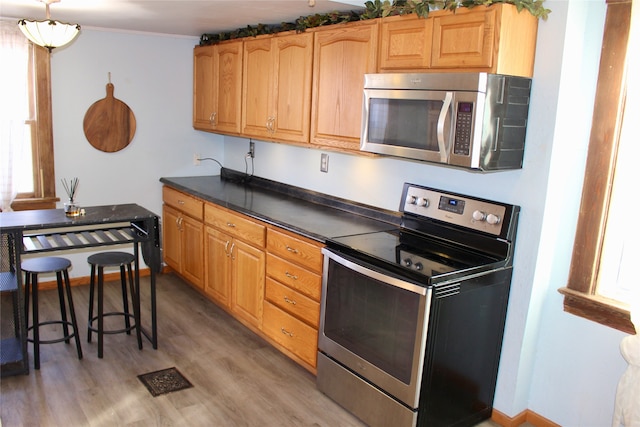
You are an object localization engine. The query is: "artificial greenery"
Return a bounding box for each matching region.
[199,0,550,46]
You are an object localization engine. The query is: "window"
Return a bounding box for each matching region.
[0,20,57,212]
[559,0,636,334]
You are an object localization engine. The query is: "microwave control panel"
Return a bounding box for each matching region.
[453,102,474,156]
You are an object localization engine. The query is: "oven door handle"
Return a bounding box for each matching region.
[437,91,453,163]
[323,248,428,296]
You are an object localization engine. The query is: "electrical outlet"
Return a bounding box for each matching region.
[320,153,329,173]
[249,141,255,158]
[194,153,200,166]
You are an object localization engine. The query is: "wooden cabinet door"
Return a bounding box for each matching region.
[204,226,232,308]
[193,45,216,131]
[213,41,243,134]
[431,7,496,69]
[311,21,378,151]
[180,214,204,289]
[242,32,313,143]
[162,204,181,272]
[271,32,313,143]
[379,14,433,70]
[242,37,273,139]
[231,238,265,328]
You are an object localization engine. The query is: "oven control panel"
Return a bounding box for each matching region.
[401,184,507,236]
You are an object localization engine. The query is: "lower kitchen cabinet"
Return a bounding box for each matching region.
[204,203,266,329]
[263,227,323,371]
[262,301,319,368]
[162,188,204,289]
[163,188,325,373]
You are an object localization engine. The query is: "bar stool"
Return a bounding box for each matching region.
[22,257,83,370]
[87,251,142,358]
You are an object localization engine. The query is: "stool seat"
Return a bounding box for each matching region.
[22,256,82,370]
[87,251,142,358]
[88,252,135,268]
[22,257,71,274]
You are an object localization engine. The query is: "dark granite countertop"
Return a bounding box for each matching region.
[159,171,400,243]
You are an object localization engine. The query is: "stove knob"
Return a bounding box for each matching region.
[472,210,487,221]
[486,213,501,225]
[414,262,423,271]
[417,197,429,207]
[406,195,417,205]
[403,258,412,267]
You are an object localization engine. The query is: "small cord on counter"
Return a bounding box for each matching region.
[197,157,224,169]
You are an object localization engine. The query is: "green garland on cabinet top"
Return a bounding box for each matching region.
[199,0,550,46]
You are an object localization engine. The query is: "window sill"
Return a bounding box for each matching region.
[11,197,59,211]
[558,287,634,334]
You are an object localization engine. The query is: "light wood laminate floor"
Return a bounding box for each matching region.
[1,273,503,427]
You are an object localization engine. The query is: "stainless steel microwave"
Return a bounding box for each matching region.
[360,73,532,171]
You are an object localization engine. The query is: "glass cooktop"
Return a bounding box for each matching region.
[328,228,500,280]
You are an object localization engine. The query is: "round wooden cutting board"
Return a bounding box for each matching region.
[83,82,136,152]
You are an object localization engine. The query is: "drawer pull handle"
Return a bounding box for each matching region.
[226,222,236,228]
[178,200,185,205]
[285,271,298,280]
[280,327,294,337]
[285,246,298,254]
[284,296,297,305]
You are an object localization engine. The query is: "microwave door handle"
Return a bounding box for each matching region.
[437,91,453,163]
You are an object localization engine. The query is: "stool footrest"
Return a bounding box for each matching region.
[27,321,78,344]
[88,312,137,335]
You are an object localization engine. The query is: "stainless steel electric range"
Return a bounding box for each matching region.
[317,183,519,427]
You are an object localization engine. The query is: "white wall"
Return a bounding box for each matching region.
[49,28,224,275]
[47,3,631,424]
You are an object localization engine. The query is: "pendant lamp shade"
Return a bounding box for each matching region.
[18,0,80,51]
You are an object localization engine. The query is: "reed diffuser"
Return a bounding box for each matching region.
[62,177,80,216]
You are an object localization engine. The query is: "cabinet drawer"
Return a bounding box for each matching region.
[163,187,203,220]
[267,228,322,272]
[263,301,318,368]
[205,204,265,247]
[266,254,321,301]
[265,277,320,327]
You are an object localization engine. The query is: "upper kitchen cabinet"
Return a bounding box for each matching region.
[193,41,243,134]
[431,4,538,76]
[379,4,538,77]
[378,14,434,70]
[242,32,313,144]
[311,20,378,151]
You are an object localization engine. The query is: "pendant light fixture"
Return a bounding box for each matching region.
[18,0,80,52]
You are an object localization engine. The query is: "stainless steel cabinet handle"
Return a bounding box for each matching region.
[285,271,298,280]
[226,222,236,228]
[284,296,296,305]
[177,199,185,205]
[285,246,298,254]
[280,327,293,337]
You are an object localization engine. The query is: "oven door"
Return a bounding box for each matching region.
[319,248,432,409]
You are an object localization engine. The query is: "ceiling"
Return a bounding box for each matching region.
[0,0,366,38]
